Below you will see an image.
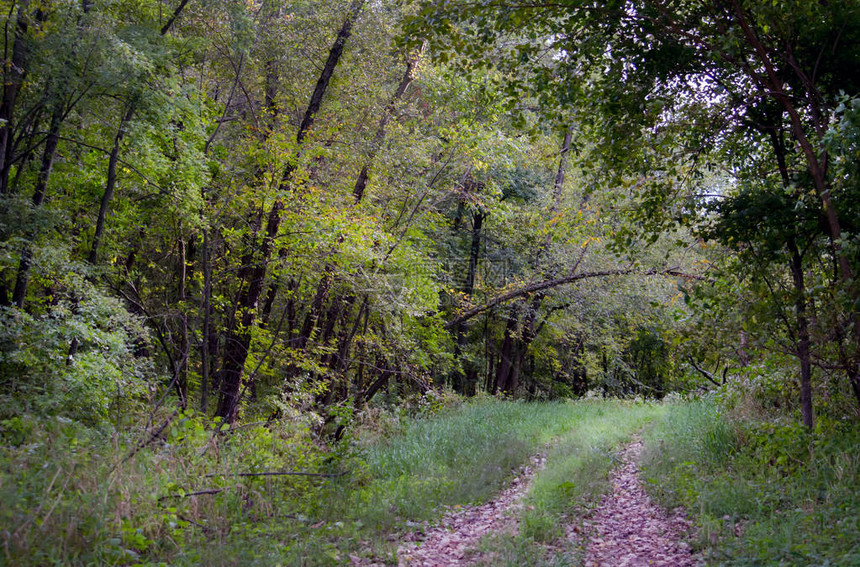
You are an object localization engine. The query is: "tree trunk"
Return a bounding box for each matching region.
[738,330,750,367]
[551,125,573,213]
[88,1,189,264]
[452,210,484,393]
[160,0,191,35]
[0,1,31,195]
[88,104,135,264]
[12,105,62,307]
[295,271,333,350]
[353,52,418,203]
[787,239,813,429]
[199,228,212,412]
[465,211,484,297]
[494,306,519,395]
[508,337,522,396]
[214,0,365,422]
[175,237,189,408]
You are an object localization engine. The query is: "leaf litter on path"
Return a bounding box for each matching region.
[582,438,702,567]
[391,452,546,566]
[354,435,700,566]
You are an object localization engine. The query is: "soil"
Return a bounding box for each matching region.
[394,453,546,566]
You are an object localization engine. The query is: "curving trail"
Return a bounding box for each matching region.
[354,437,700,567]
[583,438,701,567]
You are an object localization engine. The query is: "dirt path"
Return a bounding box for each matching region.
[356,437,698,567]
[583,438,700,567]
[394,453,546,566]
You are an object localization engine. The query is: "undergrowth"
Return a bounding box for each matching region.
[640,397,860,566]
[12,394,856,566]
[1,396,611,566]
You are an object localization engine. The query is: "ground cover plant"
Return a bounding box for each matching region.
[640,397,860,566]
[2,397,641,566]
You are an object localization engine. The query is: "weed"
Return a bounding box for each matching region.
[641,397,860,566]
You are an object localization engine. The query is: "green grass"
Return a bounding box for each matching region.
[14,396,857,566]
[350,399,593,525]
[473,400,664,566]
[3,397,649,566]
[640,397,860,566]
[323,398,624,564]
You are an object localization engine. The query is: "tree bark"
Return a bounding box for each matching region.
[353,52,418,203]
[160,0,191,36]
[447,267,698,329]
[788,239,813,429]
[452,210,484,393]
[0,1,31,195]
[199,228,212,412]
[175,237,189,408]
[494,306,519,395]
[88,104,135,264]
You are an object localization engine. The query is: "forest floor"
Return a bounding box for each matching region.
[377,433,700,567]
[7,400,860,566]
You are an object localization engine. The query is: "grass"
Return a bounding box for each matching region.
[12,394,857,566]
[1,410,333,566]
[2,396,648,566]
[327,398,628,563]
[473,400,664,566]
[639,397,860,566]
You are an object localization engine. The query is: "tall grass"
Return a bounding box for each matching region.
[346,400,593,529]
[0,411,331,566]
[640,397,860,566]
[2,397,633,566]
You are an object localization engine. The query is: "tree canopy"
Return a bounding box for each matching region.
[0,0,856,434]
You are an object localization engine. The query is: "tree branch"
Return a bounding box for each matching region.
[686,355,723,387]
[204,470,347,479]
[445,268,702,328]
[161,0,190,36]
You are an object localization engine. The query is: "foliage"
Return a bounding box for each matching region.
[0,270,152,425]
[1,0,859,562]
[641,397,860,566]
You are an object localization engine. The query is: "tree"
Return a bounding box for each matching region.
[411,0,860,415]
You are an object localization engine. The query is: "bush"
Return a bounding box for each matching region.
[0,272,152,426]
[641,397,860,565]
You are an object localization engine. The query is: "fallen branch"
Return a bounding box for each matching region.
[177,514,216,534]
[204,470,347,479]
[158,488,226,501]
[116,409,180,468]
[446,268,702,328]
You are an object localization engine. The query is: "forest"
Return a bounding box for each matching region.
[1,0,859,565]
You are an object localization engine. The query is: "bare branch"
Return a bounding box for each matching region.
[686,355,723,387]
